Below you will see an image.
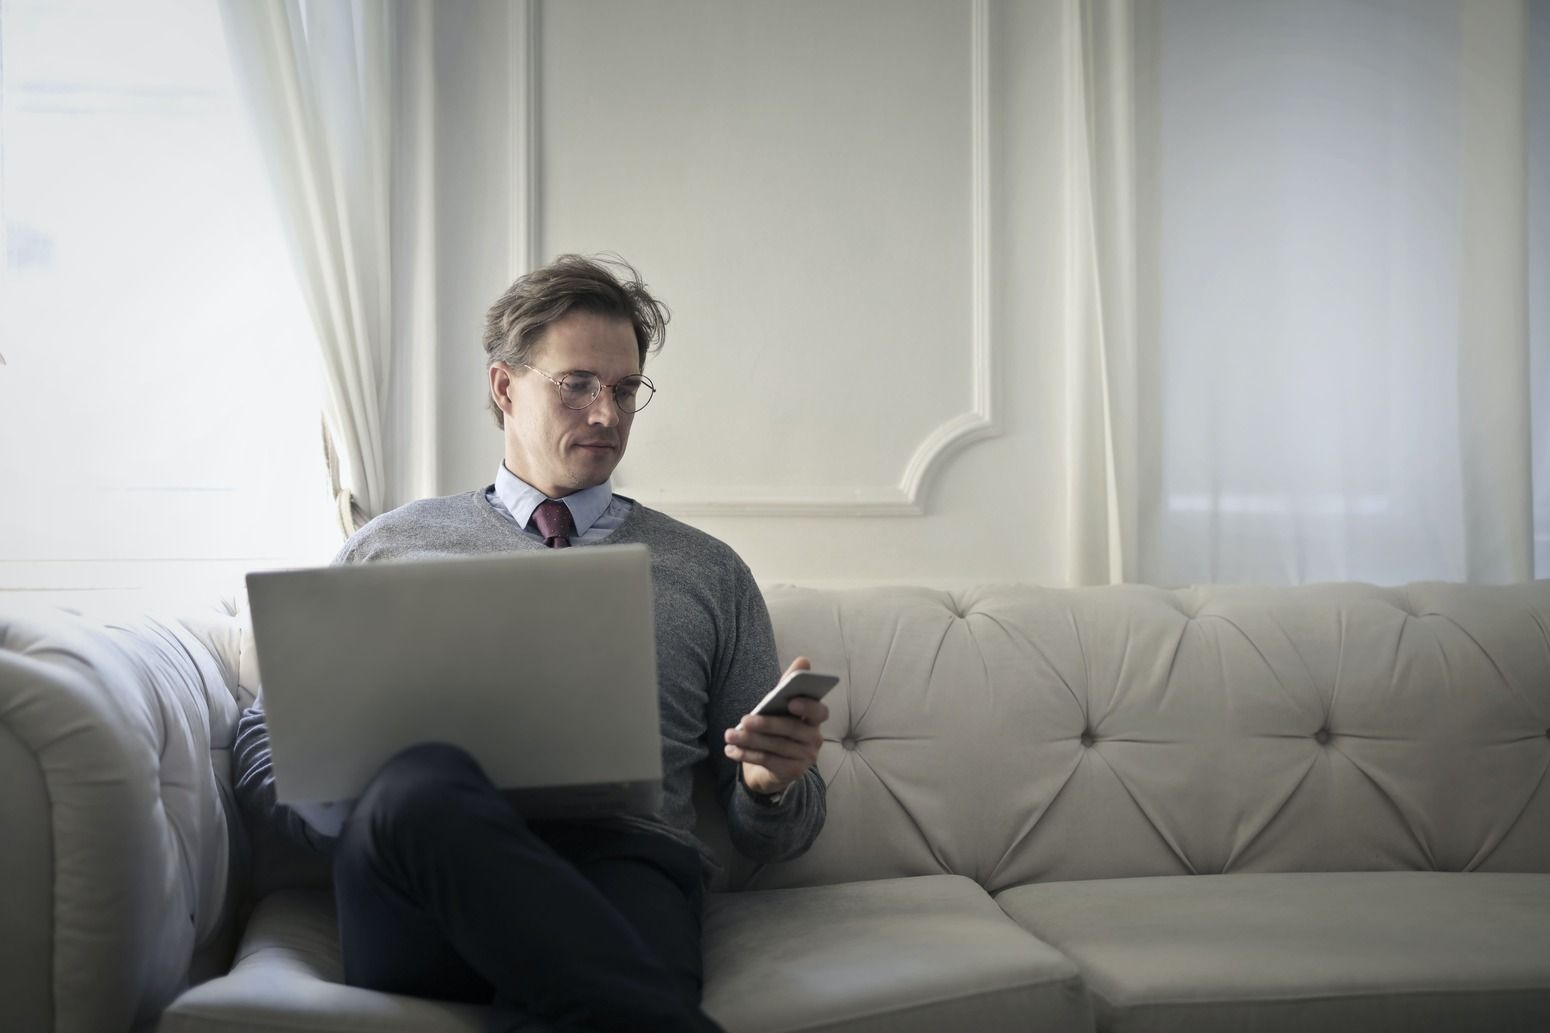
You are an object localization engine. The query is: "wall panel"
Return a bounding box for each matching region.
[442,0,1070,585]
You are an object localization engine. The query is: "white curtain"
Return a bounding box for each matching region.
[1073,0,1542,585]
[219,0,396,536]
[1532,0,1550,576]
[1065,0,1140,586]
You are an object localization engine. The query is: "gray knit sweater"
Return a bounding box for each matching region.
[232,488,827,873]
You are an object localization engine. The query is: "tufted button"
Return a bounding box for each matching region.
[841,736,858,751]
[1314,728,1331,745]
[1080,731,1095,748]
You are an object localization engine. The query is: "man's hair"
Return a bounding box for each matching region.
[483,254,669,428]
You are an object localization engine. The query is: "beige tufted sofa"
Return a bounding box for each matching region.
[3,581,1549,1033]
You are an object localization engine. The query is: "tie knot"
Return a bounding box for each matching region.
[531,499,576,548]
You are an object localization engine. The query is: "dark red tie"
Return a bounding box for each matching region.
[531,499,576,549]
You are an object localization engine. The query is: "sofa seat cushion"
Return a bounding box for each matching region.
[163,876,1090,1033]
[701,874,1092,1033]
[994,871,1550,1033]
[158,889,485,1033]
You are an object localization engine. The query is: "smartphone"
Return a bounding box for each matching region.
[750,669,840,718]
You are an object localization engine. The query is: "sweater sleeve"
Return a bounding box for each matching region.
[709,562,828,863]
[233,700,341,856]
[230,521,381,854]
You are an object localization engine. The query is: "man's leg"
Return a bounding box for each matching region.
[329,748,491,1003]
[332,742,723,1033]
[536,821,711,1010]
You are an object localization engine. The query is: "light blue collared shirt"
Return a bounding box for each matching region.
[490,462,631,545]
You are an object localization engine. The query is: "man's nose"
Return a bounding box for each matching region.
[588,388,621,426]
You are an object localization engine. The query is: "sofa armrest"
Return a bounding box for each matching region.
[0,603,242,1033]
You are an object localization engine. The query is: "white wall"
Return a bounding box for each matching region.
[434,0,1072,587]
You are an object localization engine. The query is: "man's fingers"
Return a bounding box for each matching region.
[724,727,821,764]
[788,697,830,725]
[725,727,818,758]
[727,716,821,753]
[725,745,806,781]
[739,712,822,739]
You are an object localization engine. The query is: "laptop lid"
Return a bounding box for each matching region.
[245,543,661,817]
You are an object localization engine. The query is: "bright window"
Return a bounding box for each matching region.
[0,0,337,595]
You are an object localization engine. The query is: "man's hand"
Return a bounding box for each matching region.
[724,656,830,797]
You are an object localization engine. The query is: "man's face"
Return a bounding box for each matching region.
[492,311,640,498]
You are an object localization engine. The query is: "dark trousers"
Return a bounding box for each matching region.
[332,741,726,1033]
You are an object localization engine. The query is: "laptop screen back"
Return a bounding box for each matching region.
[246,544,661,813]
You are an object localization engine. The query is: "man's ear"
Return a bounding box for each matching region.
[489,363,513,419]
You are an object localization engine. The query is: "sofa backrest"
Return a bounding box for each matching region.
[698,582,1550,893]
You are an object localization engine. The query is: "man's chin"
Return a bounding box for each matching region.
[566,459,620,490]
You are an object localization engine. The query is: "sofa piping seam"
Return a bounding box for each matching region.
[1098,981,1550,1010]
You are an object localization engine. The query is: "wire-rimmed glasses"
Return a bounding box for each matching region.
[519,363,656,413]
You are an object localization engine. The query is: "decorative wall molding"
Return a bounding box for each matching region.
[515,0,998,518]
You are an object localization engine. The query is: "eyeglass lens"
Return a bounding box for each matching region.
[558,372,654,413]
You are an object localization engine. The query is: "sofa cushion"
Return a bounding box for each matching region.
[162,876,1092,1033]
[158,889,485,1033]
[701,875,1092,1033]
[994,871,1550,1033]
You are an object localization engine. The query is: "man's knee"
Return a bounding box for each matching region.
[348,741,500,845]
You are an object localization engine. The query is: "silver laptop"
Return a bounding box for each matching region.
[245,543,661,818]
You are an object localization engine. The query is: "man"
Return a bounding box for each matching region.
[234,255,829,1033]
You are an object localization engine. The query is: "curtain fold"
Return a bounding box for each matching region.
[1064,0,1140,585]
[1458,1,1533,580]
[220,0,394,537]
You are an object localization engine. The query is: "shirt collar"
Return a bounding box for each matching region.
[494,462,614,537]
